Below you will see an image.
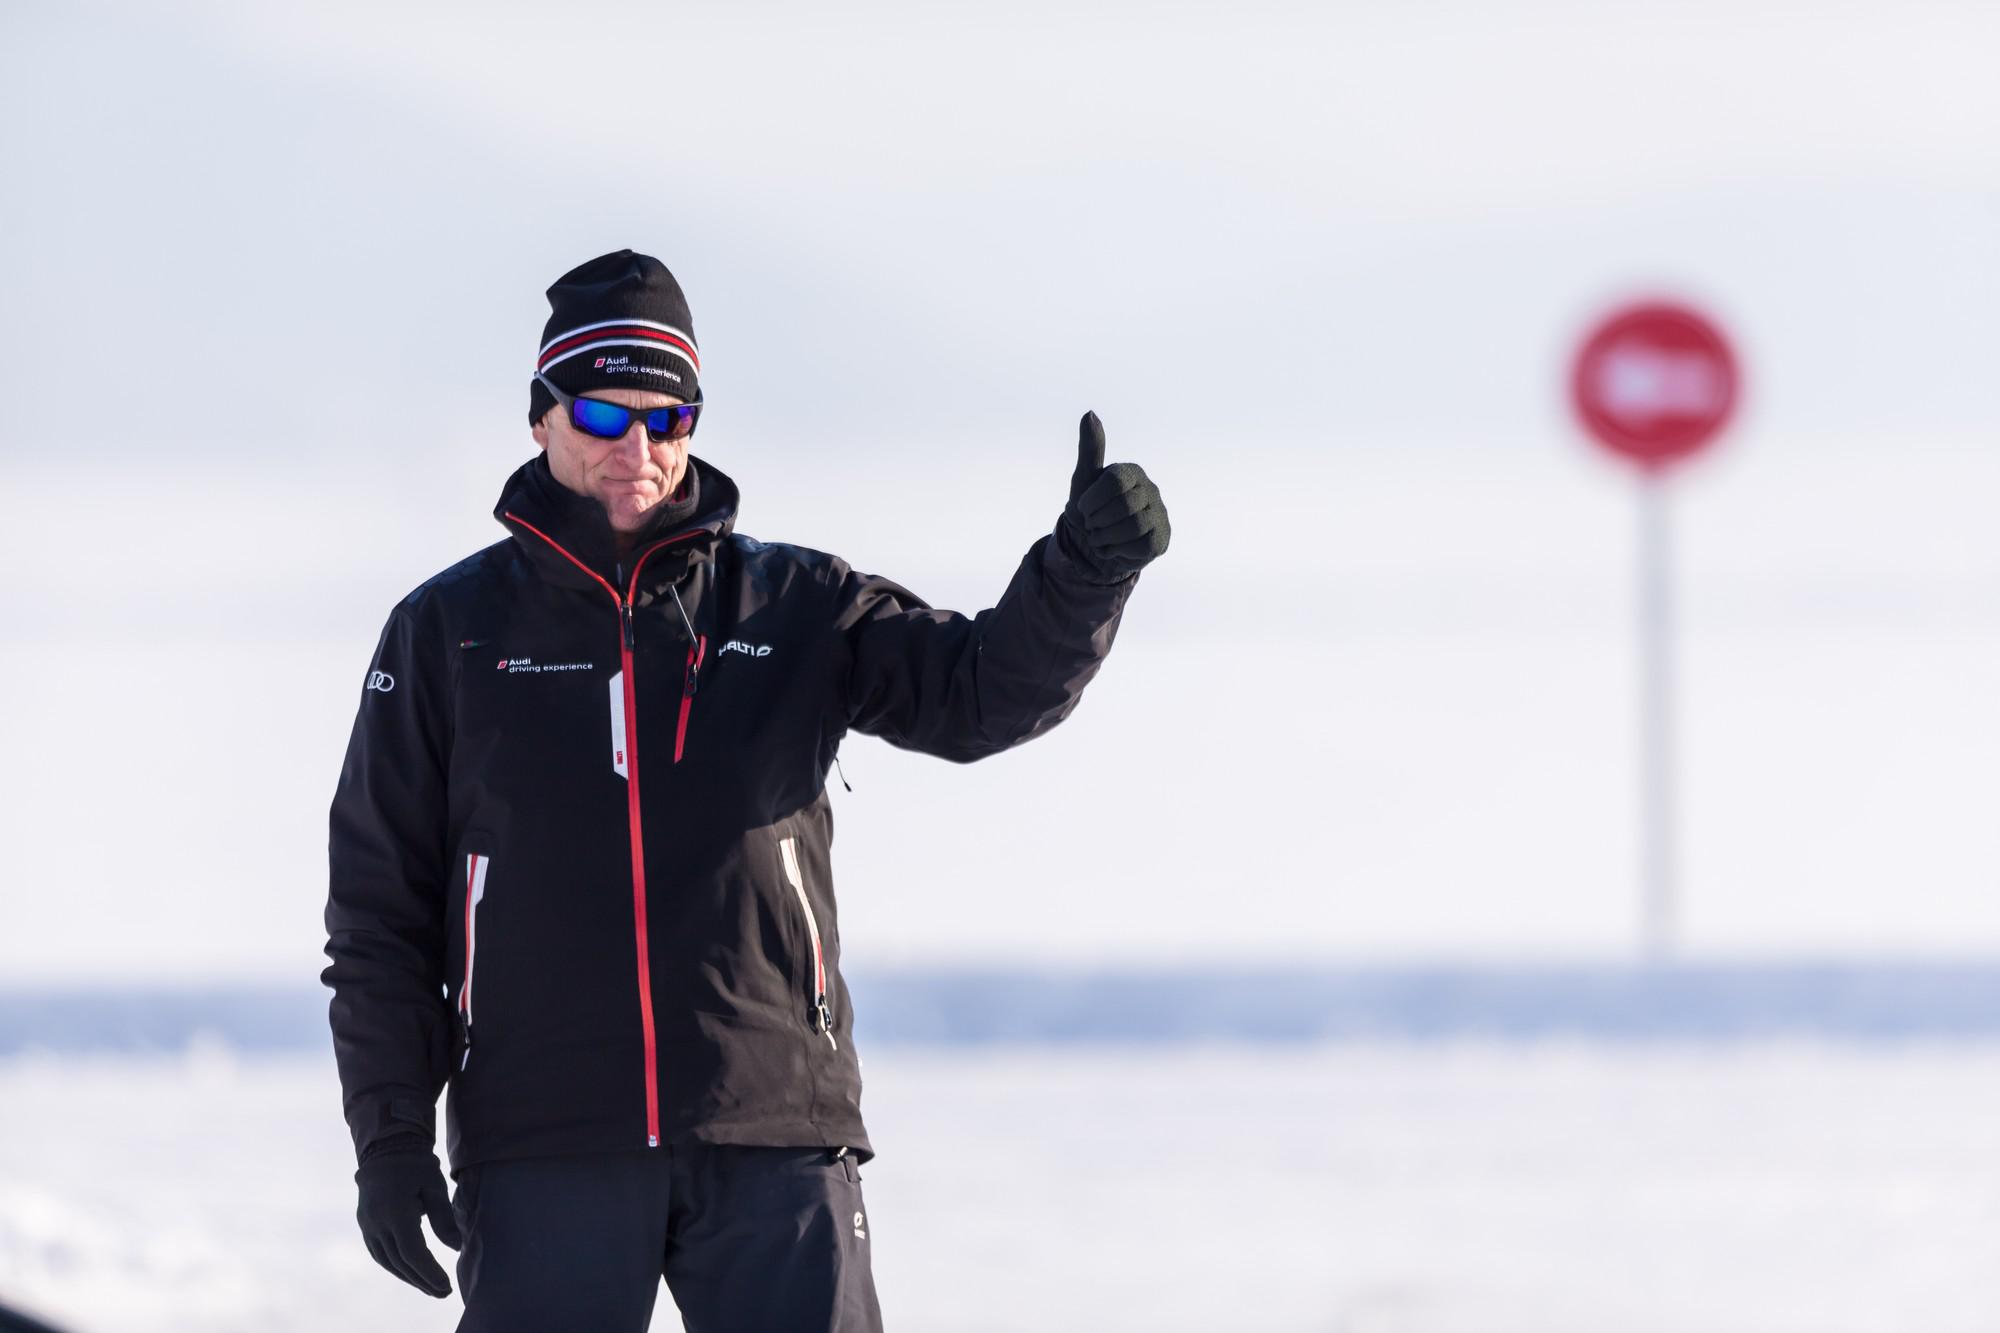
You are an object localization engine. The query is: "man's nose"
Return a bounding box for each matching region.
[609,420,652,460]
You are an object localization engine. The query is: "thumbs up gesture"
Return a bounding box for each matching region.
[1055,412,1171,584]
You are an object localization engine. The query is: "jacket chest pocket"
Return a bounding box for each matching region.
[778,835,837,1050]
[456,844,496,1070]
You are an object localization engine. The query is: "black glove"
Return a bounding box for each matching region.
[355,1146,462,1298]
[1056,411,1170,584]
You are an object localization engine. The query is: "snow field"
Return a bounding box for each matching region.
[2,1041,1998,1331]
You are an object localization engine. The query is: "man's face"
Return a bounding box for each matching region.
[532,385,692,534]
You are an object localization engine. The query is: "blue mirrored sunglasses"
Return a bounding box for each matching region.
[537,372,703,443]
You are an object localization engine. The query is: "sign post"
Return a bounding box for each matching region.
[1570,301,1739,961]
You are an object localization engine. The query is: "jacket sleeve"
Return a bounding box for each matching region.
[829,523,1139,763]
[321,595,453,1165]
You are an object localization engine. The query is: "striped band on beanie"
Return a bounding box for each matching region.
[537,319,701,378]
[529,250,702,425]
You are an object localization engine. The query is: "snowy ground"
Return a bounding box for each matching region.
[2,1042,1998,1332]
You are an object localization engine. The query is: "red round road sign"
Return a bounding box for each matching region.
[1570,301,1739,471]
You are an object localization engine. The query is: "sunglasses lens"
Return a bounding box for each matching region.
[571,397,634,439]
[645,403,699,442]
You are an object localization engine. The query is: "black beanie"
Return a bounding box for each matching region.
[528,249,701,426]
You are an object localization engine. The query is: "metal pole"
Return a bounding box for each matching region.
[1636,476,1677,962]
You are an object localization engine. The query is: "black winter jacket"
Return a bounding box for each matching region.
[322,452,1137,1175]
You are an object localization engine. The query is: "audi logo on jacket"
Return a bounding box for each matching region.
[321,452,1139,1174]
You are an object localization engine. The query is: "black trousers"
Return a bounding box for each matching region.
[450,1143,884,1332]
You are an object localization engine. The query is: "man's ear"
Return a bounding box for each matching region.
[531,415,551,452]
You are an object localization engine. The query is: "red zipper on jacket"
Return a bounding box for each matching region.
[501,510,707,1149]
[780,837,838,1051]
[676,634,706,762]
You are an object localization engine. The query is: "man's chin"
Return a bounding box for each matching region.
[603,493,662,530]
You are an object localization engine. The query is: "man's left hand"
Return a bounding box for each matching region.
[1057,411,1171,584]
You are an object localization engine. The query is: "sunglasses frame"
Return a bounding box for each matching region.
[536,372,704,444]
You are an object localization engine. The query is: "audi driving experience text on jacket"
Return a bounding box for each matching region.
[322,451,1136,1177]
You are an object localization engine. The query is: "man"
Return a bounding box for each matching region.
[321,249,1169,1330]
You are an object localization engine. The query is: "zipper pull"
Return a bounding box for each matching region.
[683,636,704,698]
[622,603,635,650]
[832,754,852,793]
[812,997,838,1050]
[459,1021,474,1071]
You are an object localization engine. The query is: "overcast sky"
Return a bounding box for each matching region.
[2,0,1996,982]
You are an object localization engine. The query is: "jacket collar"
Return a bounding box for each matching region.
[495,452,741,604]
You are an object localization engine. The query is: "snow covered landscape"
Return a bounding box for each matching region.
[4,1039,1998,1332]
[4,2,1997,1330]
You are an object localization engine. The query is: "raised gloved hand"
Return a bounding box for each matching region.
[1056,411,1170,584]
[355,1146,462,1298]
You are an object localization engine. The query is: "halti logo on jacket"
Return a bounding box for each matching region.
[495,657,595,675]
[365,671,395,692]
[718,640,772,658]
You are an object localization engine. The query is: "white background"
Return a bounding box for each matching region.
[2,0,1996,976]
